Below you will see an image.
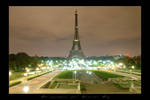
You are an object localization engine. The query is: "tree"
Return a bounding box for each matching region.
[9,52,31,71]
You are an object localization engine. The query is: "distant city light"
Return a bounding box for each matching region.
[93,61,97,65]
[103,61,106,64]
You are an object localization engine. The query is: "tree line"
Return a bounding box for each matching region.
[9,52,141,72]
[9,52,67,72]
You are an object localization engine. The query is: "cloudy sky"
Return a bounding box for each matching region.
[9,6,141,57]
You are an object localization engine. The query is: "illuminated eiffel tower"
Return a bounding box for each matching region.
[68,10,85,59]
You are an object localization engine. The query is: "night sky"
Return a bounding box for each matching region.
[9,6,141,57]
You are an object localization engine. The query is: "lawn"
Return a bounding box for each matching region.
[55,71,73,79]
[93,71,124,81]
[49,81,58,89]
[9,72,25,81]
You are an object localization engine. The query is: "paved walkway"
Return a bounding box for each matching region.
[9,71,50,84]
[9,70,61,94]
[109,71,141,80]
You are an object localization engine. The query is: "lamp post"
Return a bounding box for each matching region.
[9,72,12,76]
[130,65,135,74]
[131,66,135,69]
[74,71,77,80]
[25,68,30,76]
[73,71,77,84]
[9,71,12,77]
[36,67,39,74]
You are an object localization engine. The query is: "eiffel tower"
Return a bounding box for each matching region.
[68,10,85,60]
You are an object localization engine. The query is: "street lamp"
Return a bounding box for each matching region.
[24,73,27,76]
[74,71,77,80]
[23,86,29,93]
[119,63,123,66]
[73,71,77,83]
[36,68,39,71]
[88,71,92,75]
[123,65,126,69]
[9,71,12,76]
[25,67,30,72]
[26,69,30,72]
[86,71,89,74]
[130,65,135,75]
[131,66,135,69]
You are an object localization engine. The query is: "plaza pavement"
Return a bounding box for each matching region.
[9,70,61,94]
[109,71,141,80]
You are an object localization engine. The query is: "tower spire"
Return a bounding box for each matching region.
[74,9,79,41]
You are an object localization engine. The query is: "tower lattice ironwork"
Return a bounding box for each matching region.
[68,10,85,59]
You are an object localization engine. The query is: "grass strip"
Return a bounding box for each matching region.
[49,81,58,89]
[9,81,22,87]
[27,71,50,81]
[93,71,124,81]
[9,72,24,81]
[55,71,73,79]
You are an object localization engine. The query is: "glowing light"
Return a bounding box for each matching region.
[93,61,97,65]
[29,72,35,74]
[41,67,46,70]
[123,65,126,69]
[103,61,106,64]
[110,62,113,64]
[26,69,30,72]
[36,68,39,71]
[23,86,29,93]
[39,63,43,67]
[74,40,78,41]
[125,53,130,57]
[86,71,89,74]
[88,71,92,75]
[119,63,123,66]
[74,71,77,74]
[131,66,135,69]
[24,73,27,76]
[80,59,85,64]
[9,71,12,76]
